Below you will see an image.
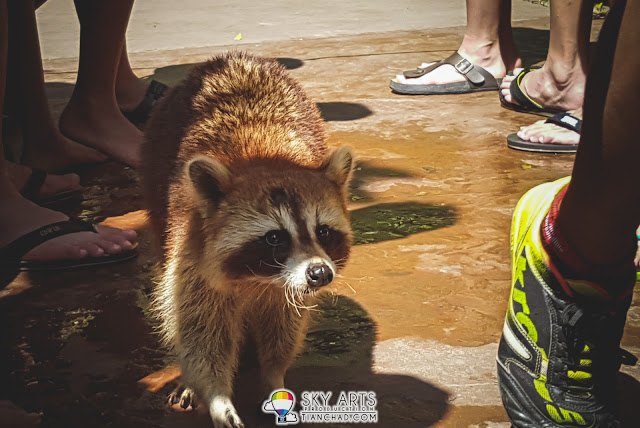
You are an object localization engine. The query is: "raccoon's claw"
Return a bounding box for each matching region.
[168,385,196,410]
[209,396,244,428]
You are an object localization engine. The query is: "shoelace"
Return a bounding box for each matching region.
[559,303,637,394]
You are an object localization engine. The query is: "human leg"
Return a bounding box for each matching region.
[114,41,148,112]
[392,0,521,88]
[497,1,638,425]
[555,1,639,267]
[59,0,143,168]
[5,0,106,172]
[0,1,137,267]
[500,0,590,113]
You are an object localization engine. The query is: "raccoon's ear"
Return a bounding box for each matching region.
[321,147,354,191]
[186,156,230,207]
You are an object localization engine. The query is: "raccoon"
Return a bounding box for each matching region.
[140,52,354,428]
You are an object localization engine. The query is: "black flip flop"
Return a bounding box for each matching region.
[0,219,138,272]
[499,68,564,117]
[20,168,82,208]
[122,80,169,125]
[389,52,502,95]
[507,112,581,154]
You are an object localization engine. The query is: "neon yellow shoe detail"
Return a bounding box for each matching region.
[497,177,637,427]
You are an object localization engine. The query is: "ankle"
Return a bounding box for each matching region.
[22,126,59,151]
[459,36,500,61]
[61,93,119,126]
[542,58,587,90]
[541,187,637,298]
[116,77,147,111]
[458,37,517,76]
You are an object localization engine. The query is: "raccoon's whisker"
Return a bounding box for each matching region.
[245,265,286,282]
[293,303,302,317]
[262,260,286,270]
[255,280,276,301]
[287,289,301,313]
[245,265,259,278]
[271,255,289,268]
[284,282,297,311]
[295,289,304,307]
[336,279,357,295]
[269,248,289,267]
[294,287,318,312]
[268,271,288,283]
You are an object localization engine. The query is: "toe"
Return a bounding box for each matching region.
[85,243,105,258]
[98,239,122,255]
[61,243,88,260]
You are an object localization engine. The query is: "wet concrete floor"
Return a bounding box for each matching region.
[2,16,640,428]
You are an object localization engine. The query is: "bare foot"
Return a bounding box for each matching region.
[0,193,137,262]
[59,96,143,168]
[8,161,81,198]
[500,65,585,112]
[393,39,522,86]
[516,108,582,146]
[21,127,108,173]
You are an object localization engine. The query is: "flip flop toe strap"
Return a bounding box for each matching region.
[402,52,497,88]
[0,220,97,262]
[545,113,582,133]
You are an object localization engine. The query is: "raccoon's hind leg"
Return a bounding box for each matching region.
[248,301,312,395]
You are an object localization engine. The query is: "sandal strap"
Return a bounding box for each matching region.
[20,168,47,200]
[509,68,544,110]
[402,52,497,87]
[123,80,168,123]
[0,219,97,262]
[545,113,582,133]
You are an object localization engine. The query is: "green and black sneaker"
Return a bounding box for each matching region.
[497,177,637,427]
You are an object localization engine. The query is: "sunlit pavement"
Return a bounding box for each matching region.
[1,1,639,427]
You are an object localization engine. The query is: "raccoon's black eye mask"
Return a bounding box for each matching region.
[315,224,350,267]
[224,229,292,279]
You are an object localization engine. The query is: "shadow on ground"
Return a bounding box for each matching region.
[351,202,456,245]
[512,26,600,67]
[145,57,303,88]
[513,27,549,66]
[0,276,450,427]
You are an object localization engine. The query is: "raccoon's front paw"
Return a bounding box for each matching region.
[168,384,197,410]
[209,396,244,428]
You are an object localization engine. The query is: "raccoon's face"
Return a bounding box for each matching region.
[186,148,354,298]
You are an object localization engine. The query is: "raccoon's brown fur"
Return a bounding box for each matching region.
[140,52,354,428]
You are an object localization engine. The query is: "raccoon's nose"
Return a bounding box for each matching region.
[305,263,333,287]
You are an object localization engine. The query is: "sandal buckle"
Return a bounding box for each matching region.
[454,58,473,75]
